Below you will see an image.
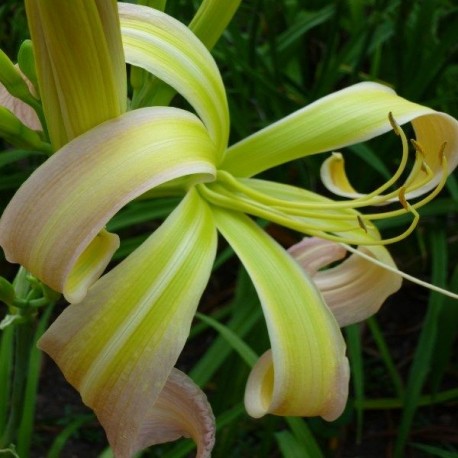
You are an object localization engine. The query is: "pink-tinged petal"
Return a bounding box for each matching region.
[0,79,40,131]
[288,237,347,274]
[38,189,217,456]
[135,368,215,458]
[0,107,216,302]
[289,237,402,327]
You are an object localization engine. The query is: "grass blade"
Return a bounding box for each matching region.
[345,324,364,443]
[393,229,448,457]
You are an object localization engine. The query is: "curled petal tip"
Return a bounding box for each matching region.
[320,355,350,421]
[244,350,274,419]
[63,228,120,303]
[288,238,347,275]
[244,349,350,422]
[133,369,215,458]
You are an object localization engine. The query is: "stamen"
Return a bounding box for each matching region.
[410,140,433,177]
[410,139,425,157]
[199,182,387,245]
[200,179,421,247]
[388,112,400,136]
[420,161,428,174]
[411,150,448,208]
[341,243,458,301]
[218,113,412,212]
[209,121,448,248]
[341,205,419,246]
[197,183,353,235]
[366,144,449,220]
[215,171,364,223]
[320,115,412,207]
[398,187,408,210]
[276,113,424,214]
[402,140,433,191]
[439,141,447,164]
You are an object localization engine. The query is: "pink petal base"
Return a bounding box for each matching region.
[289,237,402,327]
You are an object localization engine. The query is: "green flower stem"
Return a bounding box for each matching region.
[0,315,34,448]
[0,325,14,437]
[0,268,57,454]
[16,300,56,457]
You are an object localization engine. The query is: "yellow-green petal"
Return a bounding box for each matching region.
[222,82,458,195]
[38,189,217,457]
[25,0,127,149]
[212,207,349,420]
[119,2,229,158]
[0,107,216,302]
[289,237,402,327]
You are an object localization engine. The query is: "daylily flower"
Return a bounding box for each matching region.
[0,2,457,457]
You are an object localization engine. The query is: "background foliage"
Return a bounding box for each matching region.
[1,0,458,457]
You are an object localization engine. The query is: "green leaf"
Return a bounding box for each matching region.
[195,312,258,367]
[411,443,458,458]
[0,150,44,169]
[393,229,448,458]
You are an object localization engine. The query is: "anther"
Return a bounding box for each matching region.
[439,142,447,164]
[357,215,368,233]
[398,187,409,210]
[420,160,429,174]
[388,112,400,136]
[410,139,425,157]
